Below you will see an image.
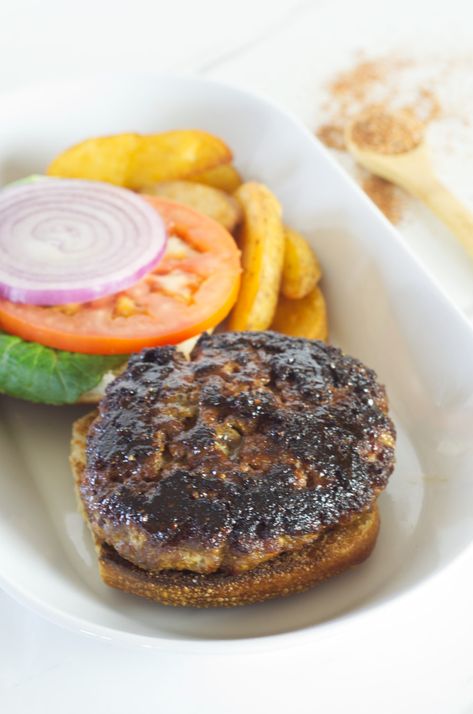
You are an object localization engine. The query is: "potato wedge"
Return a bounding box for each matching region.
[47,130,232,189]
[142,181,242,232]
[189,164,242,193]
[127,130,232,189]
[47,133,140,185]
[228,182,284,331]
[271,286,328,341]
[281,228,322,299]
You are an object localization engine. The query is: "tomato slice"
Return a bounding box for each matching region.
[0,197,241,354]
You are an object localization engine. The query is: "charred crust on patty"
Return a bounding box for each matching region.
[79,332,395,577]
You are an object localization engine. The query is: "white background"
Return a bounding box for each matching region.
[1,1,473,712]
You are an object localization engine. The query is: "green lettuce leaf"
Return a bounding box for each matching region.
[0,331,126,405]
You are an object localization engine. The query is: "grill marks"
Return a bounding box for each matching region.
[82,332,396,574]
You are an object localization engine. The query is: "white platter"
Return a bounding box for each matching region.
[0,74,473,651]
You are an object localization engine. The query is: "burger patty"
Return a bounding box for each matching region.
[80,331,396,575]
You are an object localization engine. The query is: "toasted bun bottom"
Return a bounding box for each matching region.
[97,507,379,607]
[71,412,380,608]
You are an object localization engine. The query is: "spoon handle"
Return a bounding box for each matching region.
[413,179,473,260]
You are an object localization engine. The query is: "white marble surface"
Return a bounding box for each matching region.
[1,0,473,711]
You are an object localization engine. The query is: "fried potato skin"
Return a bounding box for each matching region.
[189,164,242,192]
[47,131,232,189]
[142,181,242,232]
[271,286,328,341]
[229,182,285,331]
[127,131,232,189]
[47,133,140,185]
[281,228,322,299]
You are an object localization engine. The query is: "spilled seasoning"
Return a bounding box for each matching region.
[316,54,443,223]
[360,175,402,224]
[350,106,424,154]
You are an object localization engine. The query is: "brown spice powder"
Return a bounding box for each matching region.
[350,106,424,154]
[361,175,402,223]
[327,57,401,105]
[316,54,442,223]
[317,123,345,150]
[415,88,442,124]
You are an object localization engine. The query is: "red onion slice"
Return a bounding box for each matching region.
[0,178,167,305]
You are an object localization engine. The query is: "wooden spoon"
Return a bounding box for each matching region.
[345,110,473,260]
